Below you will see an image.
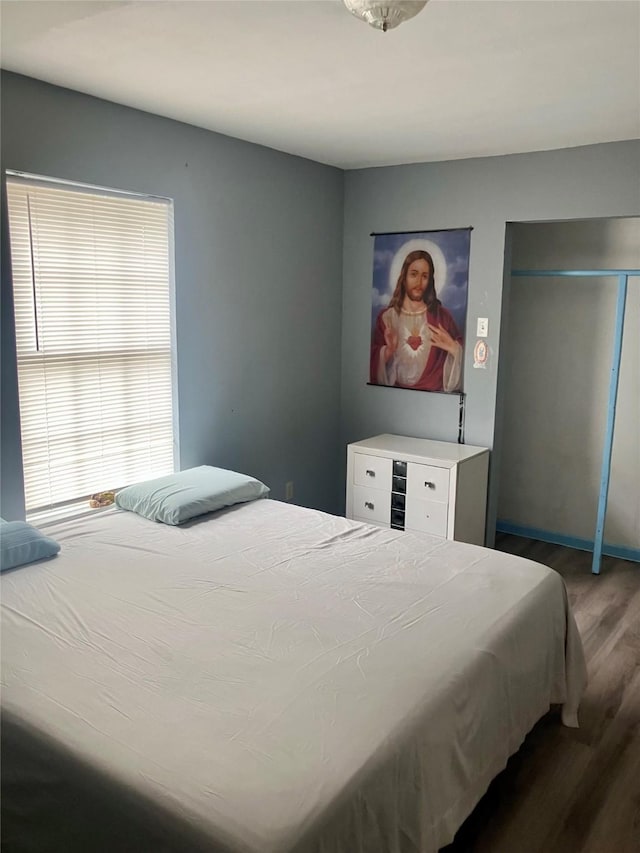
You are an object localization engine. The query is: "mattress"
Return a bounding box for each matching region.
[1,499,586,853]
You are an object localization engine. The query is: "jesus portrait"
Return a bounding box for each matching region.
[369,230,471,393]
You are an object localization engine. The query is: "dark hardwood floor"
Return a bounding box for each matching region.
[442,535,640,853]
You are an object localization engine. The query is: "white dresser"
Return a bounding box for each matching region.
[346,434,489,546]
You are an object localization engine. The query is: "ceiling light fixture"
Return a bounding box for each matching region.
[343,1,429,32]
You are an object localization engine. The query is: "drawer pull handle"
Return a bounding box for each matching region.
[364,501,374,510]
[366,469,376,477]
[424,481,435,489]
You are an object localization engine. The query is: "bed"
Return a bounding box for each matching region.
[1,498,586,853]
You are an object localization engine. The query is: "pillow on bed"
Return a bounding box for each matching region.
[0,520,61,572]
[115,465,269,525]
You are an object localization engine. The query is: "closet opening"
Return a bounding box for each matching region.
[495,217,639,573]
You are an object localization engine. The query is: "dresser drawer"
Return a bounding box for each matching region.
[353,453,392,492]
[352,485,390,525]
[406,462,450,504]
[405,498,448,537]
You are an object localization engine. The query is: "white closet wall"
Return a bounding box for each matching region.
[498,218,639,549]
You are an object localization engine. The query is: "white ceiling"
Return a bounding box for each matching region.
[1,0,639,169]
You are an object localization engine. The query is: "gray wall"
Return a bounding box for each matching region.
[3,72,639,540]
[340,141,640,543]
[499,218,639,548]
[0,72,345,519]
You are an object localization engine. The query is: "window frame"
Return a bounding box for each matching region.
[5,170,180,522]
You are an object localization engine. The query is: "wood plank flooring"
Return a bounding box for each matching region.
[442,535,640,853]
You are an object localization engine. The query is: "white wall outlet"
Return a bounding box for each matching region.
[285,481,294,501]
[476,317,489,337]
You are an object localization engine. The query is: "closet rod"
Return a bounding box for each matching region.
[511,267,639,575]
[512,269,640,277]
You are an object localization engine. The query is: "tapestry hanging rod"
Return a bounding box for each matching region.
[370,227,473,237]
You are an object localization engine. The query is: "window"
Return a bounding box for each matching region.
[6,174,175,516]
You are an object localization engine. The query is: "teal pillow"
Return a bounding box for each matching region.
[1,520,61,572]
[115,465,270,525]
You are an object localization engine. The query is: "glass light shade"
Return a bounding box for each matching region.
[343,1,428,32]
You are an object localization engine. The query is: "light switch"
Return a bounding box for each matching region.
[477,317,489,337]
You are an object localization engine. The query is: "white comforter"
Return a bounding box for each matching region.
[1,500,586,853]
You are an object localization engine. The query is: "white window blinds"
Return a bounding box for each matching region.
[6,175,175,513]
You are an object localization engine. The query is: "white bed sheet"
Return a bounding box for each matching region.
[1,500,586,853]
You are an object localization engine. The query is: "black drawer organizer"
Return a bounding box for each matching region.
[391,460,407,530]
